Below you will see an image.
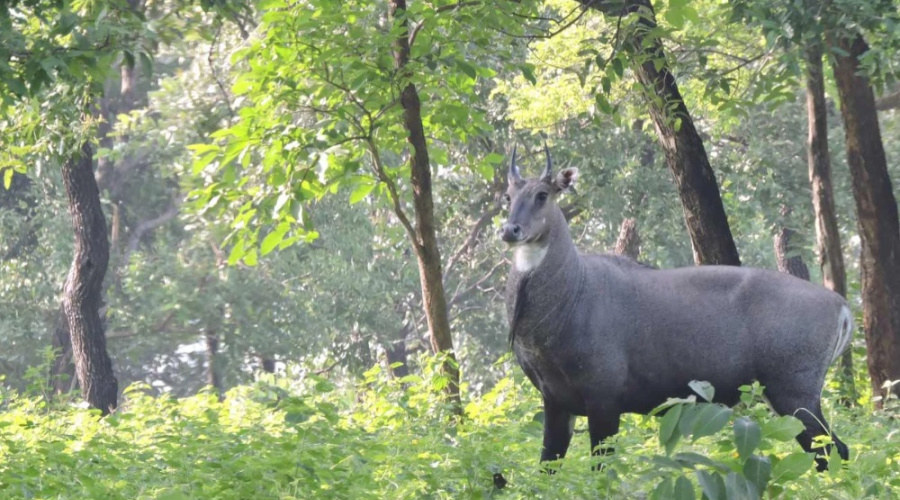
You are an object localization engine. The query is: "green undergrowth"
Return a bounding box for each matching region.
[0,359,898,499]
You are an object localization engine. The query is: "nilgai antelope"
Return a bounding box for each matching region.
[501,145,852,471]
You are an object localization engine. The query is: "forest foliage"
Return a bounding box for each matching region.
[1,356,898,499]
[2,0,900,496]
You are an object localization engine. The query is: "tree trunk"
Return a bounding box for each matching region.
[49,305,75,395]
[389,0,461,415]
[805,40,855,404]
[614,218,641,260]
[205,329,223,398]
[260,355,276,374]
[829,32,900,406]
[580,0,740,266]
[385,338,410,379]
[61,142,118,415]
[773,207,810,281]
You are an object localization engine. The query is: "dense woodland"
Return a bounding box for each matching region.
[1,0,900,497]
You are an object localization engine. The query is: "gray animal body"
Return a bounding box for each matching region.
[500,146,851,470]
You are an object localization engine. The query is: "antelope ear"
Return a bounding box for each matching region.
[555,167,578,193]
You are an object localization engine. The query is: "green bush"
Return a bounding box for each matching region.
[0,360,897,499]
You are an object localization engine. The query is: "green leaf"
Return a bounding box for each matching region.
[771,452,814,484]
[244,248,258,266]
[724,472,759,500]
[673,475,695,500]
[674,452,730,472]
[689,380,715,402]
[665,8,685,29]
[761,416,804,442]
[139,52,153,78]
[272,192,291,218]
[193,152,220,175]
[733,417,761,459]
[261,223,291,256]
[521,64,537,85]
[659,404,683,454]
[695,470,725,500]
[743,455,771,493]
[227,238,246,266]
[690,404,732,440]
[3,168,12,189]
[349,180,376,204]
[678,404,701,436]
[610,57,624,79]
[827,445,842,478]
[651,478,674,500]
[456,59,477,80]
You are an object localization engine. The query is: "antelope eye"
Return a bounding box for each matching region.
[536,191,549,203]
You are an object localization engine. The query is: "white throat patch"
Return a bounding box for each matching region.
[514,244,548,273]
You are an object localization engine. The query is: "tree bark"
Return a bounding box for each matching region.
[61,142,118,415]
[804,40,855,404]
[580,0,740,266]
[614,218,641,260]
[259,355,276,374]
[385,337,410,379]
[389,0,461,415]
[205,329,223,398]
[829,32,900,406]
[773,207,810,281]
[49,305,75,395]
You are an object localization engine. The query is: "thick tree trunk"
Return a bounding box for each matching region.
[805,41,855,403]
[61,142,118,415]
[385,338,410,379]
[390,0,461,415]
[260,355,276,374]
[580,0,740,266]
[829,33,900,406]
[614,218,641,260]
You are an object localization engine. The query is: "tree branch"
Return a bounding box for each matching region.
[443,174,504,281]
[122,195,182,264]
[208,22,235,120]
[876,89,900,111]
[409,1,483,47]
[366,139,418,247]
[448,259,505,308]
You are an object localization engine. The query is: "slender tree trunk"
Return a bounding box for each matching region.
[580,0,740,266]
[614,218,641,260]
[773,206,811,281]
[389,0,461,415]
[61,142,118,415]
[804,40,855,404]
[205,329,223,398]
[829,32,900,406]
[49,306,75,395]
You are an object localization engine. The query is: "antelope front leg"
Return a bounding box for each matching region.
[588,410,620,470]
[540,401,575,469]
